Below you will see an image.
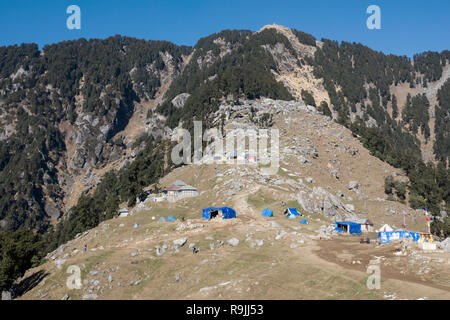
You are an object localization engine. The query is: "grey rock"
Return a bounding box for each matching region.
[173,238,187,248]
[155,246,166,256]
[226,238,240,247]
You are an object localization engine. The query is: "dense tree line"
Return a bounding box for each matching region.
[413,51,450,83]
[434,79,450,165]
[0,229,44,291]
[291,29,316,47]
[401,93,430,140]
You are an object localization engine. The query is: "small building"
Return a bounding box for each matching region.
[163,180,198,200]
[356,219,374,233]
[118,208,129,217]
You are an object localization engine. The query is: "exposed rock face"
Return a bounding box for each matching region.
[297,187,358,221]
[171,93,191,109]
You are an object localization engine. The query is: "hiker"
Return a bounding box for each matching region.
[181,216,185,222]
[281,201,286,207]
[83,244,87,252]
[192,245,197,254]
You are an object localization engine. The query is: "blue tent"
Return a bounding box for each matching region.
[288,208,301,216]
[334,221,361,234]
[167,216,176,222]
[377,231,420,244]
[202,207,236,220]
[262,209,273,217]
[299,219,308,224]
[158,217,166,222]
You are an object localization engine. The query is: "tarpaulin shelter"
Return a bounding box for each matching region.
[335,221,361,234]
[202,207,236,220]
[288,208,301,216]
[299,219,308,224]
[262,209,273,217]
[377,231,420,244]
[167,216,176,222]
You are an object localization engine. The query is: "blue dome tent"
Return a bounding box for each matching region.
[158,217,166,222]
[202,207,236,220]
[167,216,176,222]
[262,209,273,217]
[288,208,301,216]
[299,219,308,224]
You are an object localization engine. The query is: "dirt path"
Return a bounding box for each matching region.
[232,185,261,217]
[314,237,450,294]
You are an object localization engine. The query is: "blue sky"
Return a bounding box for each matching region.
[0,0,448,57]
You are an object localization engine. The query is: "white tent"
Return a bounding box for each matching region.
[377,224,393,232]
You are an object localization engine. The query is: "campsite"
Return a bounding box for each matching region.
[15,159,450,300]
[11,98,450,300]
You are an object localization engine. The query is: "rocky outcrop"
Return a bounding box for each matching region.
[171,93,191,109]
[297,187,359,221]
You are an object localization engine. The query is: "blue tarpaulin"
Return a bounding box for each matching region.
[377,231,420,243]
[262,209,273,217]
[299,219,308,224]
[167,216,176,222]
[202,207,237,220]
[335,221,361,234]
[289,208,301,216]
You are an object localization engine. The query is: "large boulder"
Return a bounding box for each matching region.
[173,238,187,249]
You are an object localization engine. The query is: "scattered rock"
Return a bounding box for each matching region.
[348,181,360,192]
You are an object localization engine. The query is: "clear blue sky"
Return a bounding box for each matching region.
[0,0,448,57]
